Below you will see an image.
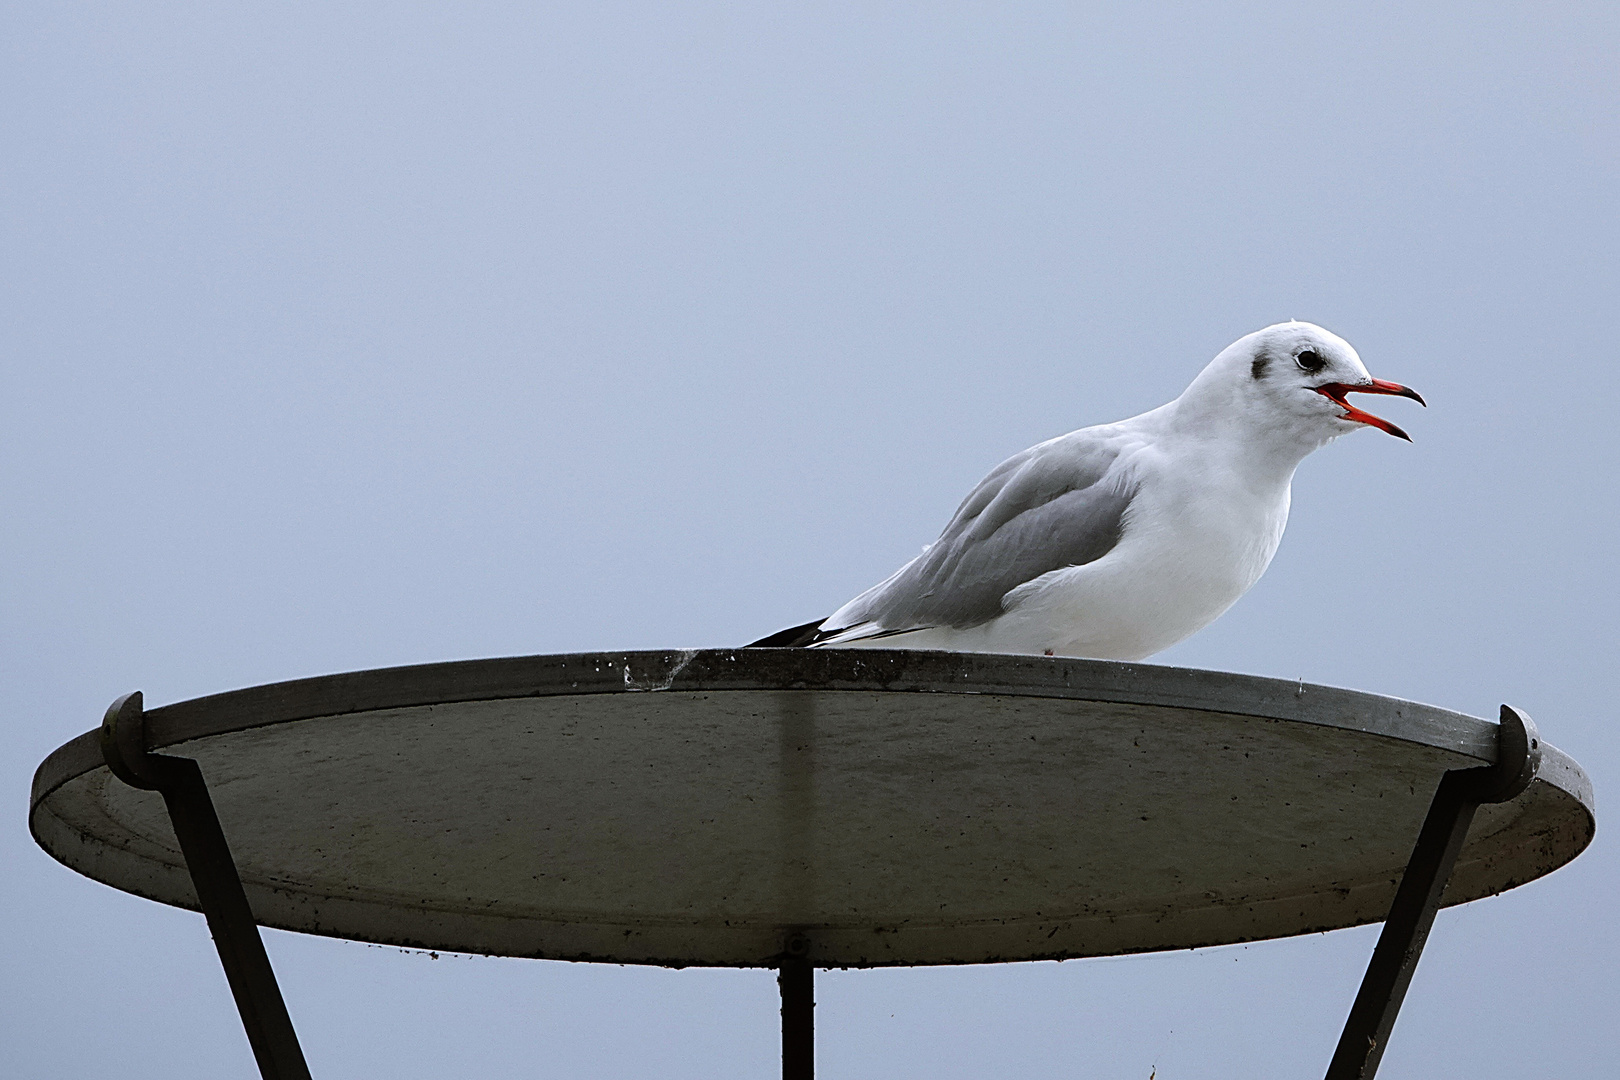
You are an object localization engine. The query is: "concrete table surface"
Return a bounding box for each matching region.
[30,649,1594,968]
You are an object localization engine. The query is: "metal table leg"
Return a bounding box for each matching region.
[1325,705,1541,1080]
[779,936,814,1080]
[101,692,313,1080]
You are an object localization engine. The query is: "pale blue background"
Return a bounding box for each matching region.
[4,4,1615,1077]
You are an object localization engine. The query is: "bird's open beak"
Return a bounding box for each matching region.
[1312,379,1427,441]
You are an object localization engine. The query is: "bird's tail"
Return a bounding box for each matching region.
[744,619,935,648]
[743,619,827,648]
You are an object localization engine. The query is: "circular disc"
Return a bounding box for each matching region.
[30,650,1594,967]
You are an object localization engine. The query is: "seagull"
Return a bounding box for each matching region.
[748,321,1424,660]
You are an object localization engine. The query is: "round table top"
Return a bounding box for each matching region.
[31,649,1594,968]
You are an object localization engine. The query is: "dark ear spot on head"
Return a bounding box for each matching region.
[1251,355,1269,380]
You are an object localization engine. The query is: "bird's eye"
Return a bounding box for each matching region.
[1295,350,1326,373]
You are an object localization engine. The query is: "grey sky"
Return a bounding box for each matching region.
[4,3,1616,1077]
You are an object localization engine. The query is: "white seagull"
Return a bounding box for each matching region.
[749,321,1424,660]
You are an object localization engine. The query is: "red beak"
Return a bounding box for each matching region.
[1311,379,1427,441]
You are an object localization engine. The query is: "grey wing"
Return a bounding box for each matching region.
[826,430,1137,635]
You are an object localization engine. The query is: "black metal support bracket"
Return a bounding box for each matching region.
[1325,705,1541,1080]
[779,934,814,1080]
[100,691,313,1080]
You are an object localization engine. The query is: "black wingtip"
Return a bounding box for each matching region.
[743,619,828,648]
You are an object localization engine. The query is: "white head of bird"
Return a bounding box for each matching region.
[1173,321,1426,460]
